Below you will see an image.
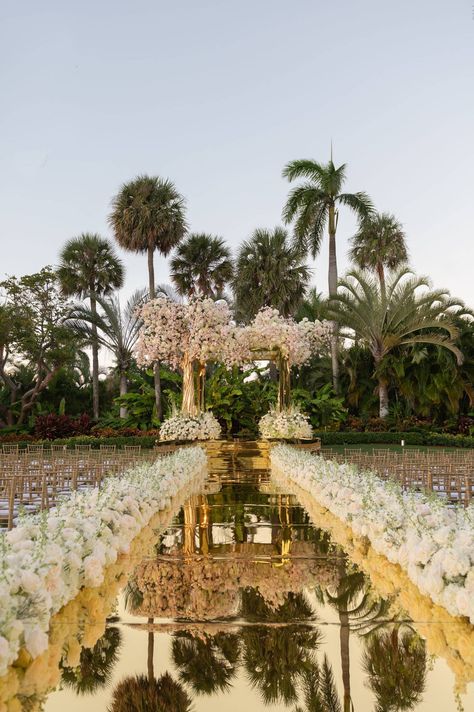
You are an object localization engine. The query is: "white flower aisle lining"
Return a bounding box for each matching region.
[271,445,474,622]
[0,447,206,674]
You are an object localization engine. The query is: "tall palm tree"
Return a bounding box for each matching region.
[170,233,233,298]
[109,175,187,420]
[282,158,373,391]
[68,289,147,418]
[172,630,240,695]
[61,627,122,694]
[362,627,427,711]
[349,212,408,294]
[233,227,311,320]
[328,267,464,417]
[57,233,124,420]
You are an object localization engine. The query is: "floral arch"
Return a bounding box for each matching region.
[136,298,329,441]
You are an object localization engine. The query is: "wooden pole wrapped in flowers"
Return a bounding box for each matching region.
[136,297,244,441]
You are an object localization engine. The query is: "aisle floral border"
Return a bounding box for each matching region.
[0,447,207,675]
[270,446,474,623]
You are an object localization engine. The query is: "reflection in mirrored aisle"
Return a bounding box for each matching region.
[2,458,473,711]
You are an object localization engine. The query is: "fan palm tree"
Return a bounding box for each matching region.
[108,175,187,419]
[282,158,373,391]
[240,589,320,706]
[233,227,311,320]
[362,627,427,711]
[108,671,193,712]
[170,233,233,298]
[68,289,147,418]
[172,630,240,695]
[328,267,464,418]
[57,233,124,420]
[61,626,122,695]
[349,212,408,293]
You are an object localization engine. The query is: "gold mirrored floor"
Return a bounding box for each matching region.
[2,461,473,711]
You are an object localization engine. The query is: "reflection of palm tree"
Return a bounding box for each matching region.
[294,656,342,712]
[172,631,240,694]
[61,627,121,694]
[362,627,427,712]
[241,589,320,705]
[108,671,193,712]
[321,568,393,712]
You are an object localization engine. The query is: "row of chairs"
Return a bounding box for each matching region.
[322,448,474,505]
[0,444,184,529]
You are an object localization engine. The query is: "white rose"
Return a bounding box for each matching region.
[24,626,49,658]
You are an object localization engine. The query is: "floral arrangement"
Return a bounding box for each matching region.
[239,307,330,365]
[159,411,221,441]
[136,297,243,369]
[0,447,206,675]
[271,446,474,623]
[259,407,313,440]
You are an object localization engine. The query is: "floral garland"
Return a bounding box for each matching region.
[0,447,206,675]
[259,406,313,440]
[159,411,221,442]
[271,446,474,623]
[271,466,474,696]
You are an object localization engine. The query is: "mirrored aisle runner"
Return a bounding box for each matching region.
[6,444,474,711]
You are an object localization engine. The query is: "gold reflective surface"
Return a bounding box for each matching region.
[1,449,473,711]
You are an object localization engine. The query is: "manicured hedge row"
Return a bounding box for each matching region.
[1,431,473,450]
[314,431,474,448]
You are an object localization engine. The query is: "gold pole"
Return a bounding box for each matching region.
[182,353,197,415]
[277,352,291,412]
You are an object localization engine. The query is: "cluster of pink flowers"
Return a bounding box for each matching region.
[136,300,329,370]
[135,297,242,369]
[238,307,330,365]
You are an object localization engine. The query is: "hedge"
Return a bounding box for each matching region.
[0,431,473,450]
[313,431,474,448]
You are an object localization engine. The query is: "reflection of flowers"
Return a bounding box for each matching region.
[0,472,205,711]
[0,447,206,675]
[272,446,474,623]
[129,542,340,620]
[272,462,474,694]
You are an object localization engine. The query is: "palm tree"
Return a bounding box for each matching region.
[172,630,240,695]
[293,656,342,712]
[349,212,408,293]
[362,627,427,711]
[282,158,373,391]
[328,267,464,418]
[109,175,187,420]
[240,589,320,706]
[233,227,311,320]
[61,626,122,694]
[68,289,147,418]
[108,671,193,712]
[170,233,233,298]
[57,233,124,420]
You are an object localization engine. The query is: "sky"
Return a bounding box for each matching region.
[1,0,473,305]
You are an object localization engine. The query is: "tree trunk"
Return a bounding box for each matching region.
[119,371,128,419]
[339,606,352,712]
[377,261,386,297]
[148,245,163,421]
[328,204,340,393]
[379,377,389,418]
[277,353,291,412]
[147,619,154,682]
[89,294,100,421]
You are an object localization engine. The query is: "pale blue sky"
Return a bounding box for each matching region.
[1,0,473,303]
